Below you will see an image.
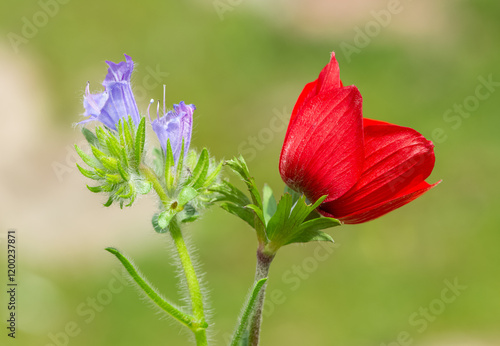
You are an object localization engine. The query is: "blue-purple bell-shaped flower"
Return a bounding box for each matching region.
[81,54,140,131]
[149,87,194,164]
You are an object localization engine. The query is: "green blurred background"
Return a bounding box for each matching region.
[0,0,499,345]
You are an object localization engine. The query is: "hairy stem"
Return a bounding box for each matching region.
[170,219,208,345]
[248,248,274,346]
[139,164,169,206]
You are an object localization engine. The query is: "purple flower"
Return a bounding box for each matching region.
[81,54,140,131]
[149,90,194,163]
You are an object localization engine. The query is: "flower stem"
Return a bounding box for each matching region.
[139,164,169,205]
[169,218,208,345]
[248,247,274,346]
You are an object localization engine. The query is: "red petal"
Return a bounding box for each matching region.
[289,80,317,125]
[319,180,440,224]
[319,121,436,220]
[316,52,341,94]
[280,86,364,201]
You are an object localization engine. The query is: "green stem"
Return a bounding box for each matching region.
[139,164,169,205]
[231,278,268,346]
[248,248,274,346]
[105,247,194,329]
[170,219,208,344]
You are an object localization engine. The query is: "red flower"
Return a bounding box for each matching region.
[279,52,439,224]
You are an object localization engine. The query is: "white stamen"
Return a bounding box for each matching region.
[147,99,154,122]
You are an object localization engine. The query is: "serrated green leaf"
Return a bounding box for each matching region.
[189,148,209,189]
[75,144,102,169]
[134,116,146,165]
[226,156,262,207]
[285,229,334,245]
[262,184,277,226]
[81,127,99,147]
[284,217,339,245]
[178,186,199,206]
[245,204,266,228]
[76,164,100,180]
[284,185,302,204]
[165,140,175,191]
[220,203,255,228]
[211,181,251,206]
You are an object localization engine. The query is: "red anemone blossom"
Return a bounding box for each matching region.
[279,52,439,224]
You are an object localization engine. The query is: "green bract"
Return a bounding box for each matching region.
[150,141,223,233]
[213,156,341,255]
[75,116,151,208]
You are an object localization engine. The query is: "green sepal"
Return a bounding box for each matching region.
[103,196,114,207]
[117,183,134,199]
[189,148,209,189]
[91,145,119,171]
[117,162,130,181]
[105,173,122,184]
[134,116,146,165]
[95,126,109,149]
[87,185,104,193]
[76,164,100,180]
[75,144,101,169]
[176,140,186,183]
[81,127,99,147]
[165,140,175,191]
[262,184,277,226]
[105,133,122,159]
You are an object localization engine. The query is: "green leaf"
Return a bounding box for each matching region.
[284,185,302,204]
[230,278,268,346]
[81,127,99,147]
[95,126,109,148]
[134,117,146,165]
[117,162,130,181]
[165,140,175,191]
[245,204,266,228]
[136,179,152,194]
[202,160,223,188]
[105,173,122,184]
[157,209,177,229]
[211,181,251,206]
[105,247,195,329]
[284,217,339,245]
[262,184,277,226]
[152,213,168,233]
[189,148,209,189]
[226,156,262,207]
[178,186,199,206]
[152,148,164,175]
[220,203,255,228]
[123,118,134,152]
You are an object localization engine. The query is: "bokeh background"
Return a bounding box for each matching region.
[1,0,499,345]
